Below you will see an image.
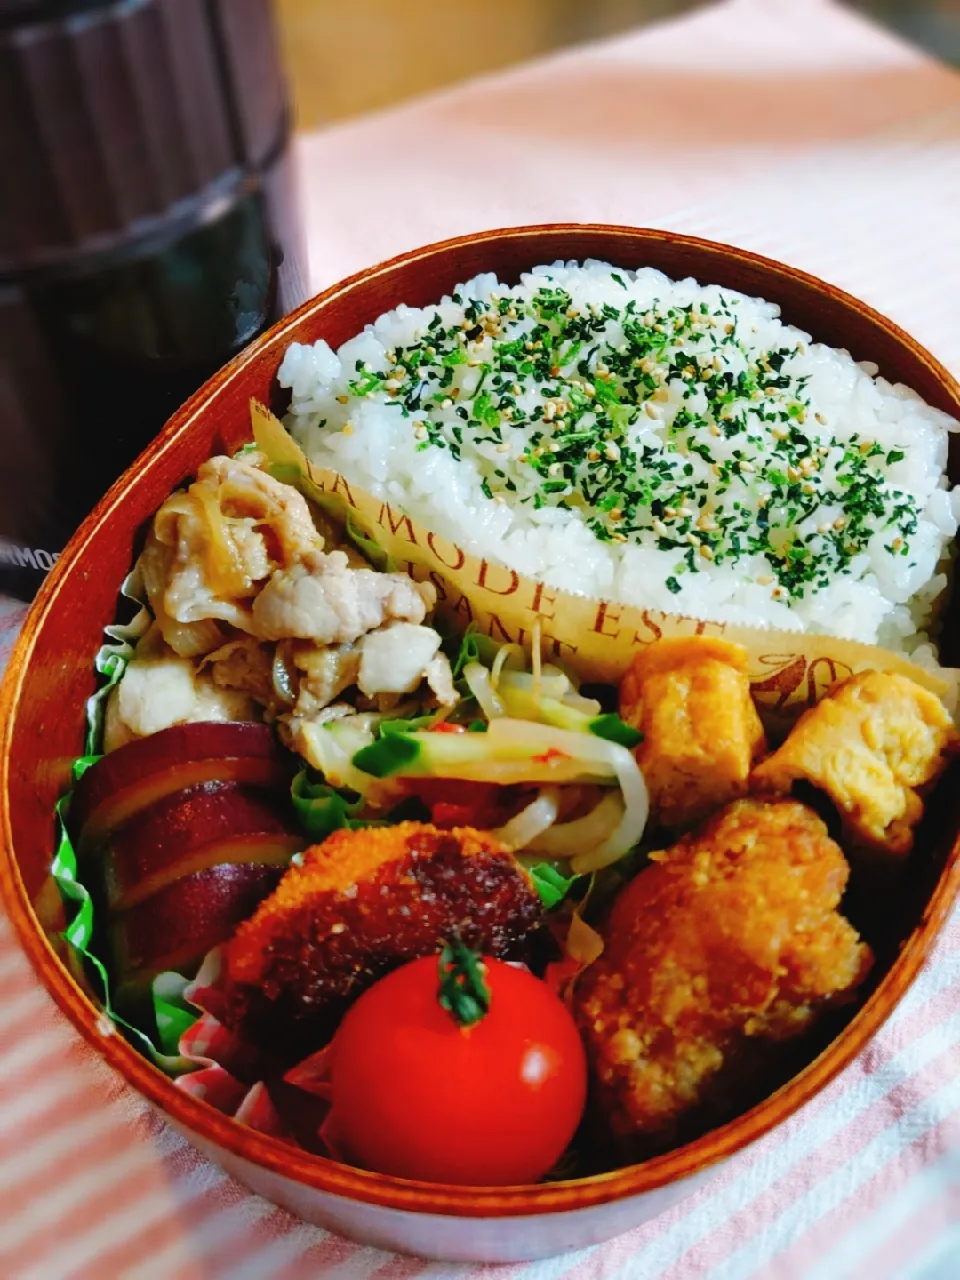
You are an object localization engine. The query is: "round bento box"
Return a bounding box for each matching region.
[2,225,960,1264]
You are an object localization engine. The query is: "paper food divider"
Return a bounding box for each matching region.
[251,400,958,716]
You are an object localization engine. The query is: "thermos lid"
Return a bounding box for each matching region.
[0,0,290,275]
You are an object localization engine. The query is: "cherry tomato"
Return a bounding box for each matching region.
[325,949,587,1185]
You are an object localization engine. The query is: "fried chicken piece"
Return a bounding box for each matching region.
[222,822,542,1060]
[619,637,766,829]
[752,671,957,856]
[574,799,870,1145]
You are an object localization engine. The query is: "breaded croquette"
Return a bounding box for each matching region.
[222,821,541,1059]
[619,637,766,829]
[753,670,957,855]
[574,799,871,1146]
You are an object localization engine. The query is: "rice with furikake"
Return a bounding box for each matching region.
[279,260,960,657]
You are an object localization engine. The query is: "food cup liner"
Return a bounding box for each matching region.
[172,948,335,1153]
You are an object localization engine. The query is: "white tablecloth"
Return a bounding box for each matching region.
[3,1,960,1275]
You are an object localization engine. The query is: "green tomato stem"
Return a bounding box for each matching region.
[437,936,491,1028]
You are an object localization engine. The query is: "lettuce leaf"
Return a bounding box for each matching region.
[84,568,151,755]
[151,973,203,1059]
[345,511,392,572]
[291,769,366,840]
[448,623,501,679]
[526,861,583,910]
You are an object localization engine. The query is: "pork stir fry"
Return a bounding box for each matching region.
[105,456,453,752]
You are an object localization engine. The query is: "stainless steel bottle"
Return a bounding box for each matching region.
[0,0,306,599]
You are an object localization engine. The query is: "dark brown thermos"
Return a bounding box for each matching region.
[0,0,306,599]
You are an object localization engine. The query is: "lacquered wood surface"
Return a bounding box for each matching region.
[3,226,960,1223]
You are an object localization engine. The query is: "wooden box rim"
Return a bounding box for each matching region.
[3,223,960,1220]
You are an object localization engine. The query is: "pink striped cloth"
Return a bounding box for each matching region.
[3,1,960,1274]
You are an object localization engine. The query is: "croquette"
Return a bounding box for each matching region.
[222,821,542,1059]
[574,799,871,1146]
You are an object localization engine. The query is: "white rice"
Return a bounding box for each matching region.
[279,260,960,657]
